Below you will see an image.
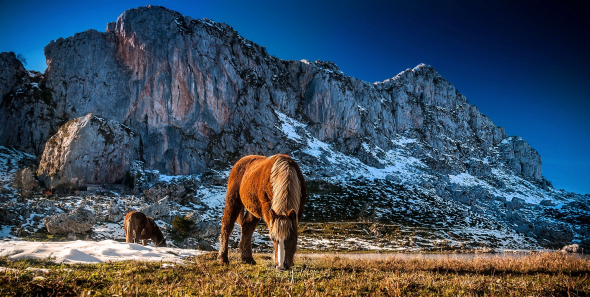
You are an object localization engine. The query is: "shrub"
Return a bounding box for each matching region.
[171,215,195,236]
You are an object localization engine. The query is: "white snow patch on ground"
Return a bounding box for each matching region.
[0,225,14,238]
[490,168,556,204]
[92,223,126,241]
[391,137,417,146]
[273,113,431,183]
[360,142,429,182]
[275,111,305,143]
[448,166,563,205]
[196,186,227,221]
[449,172,491,188]
[197,186,226,210]
[158,174,177,183]
[0,240,205,264]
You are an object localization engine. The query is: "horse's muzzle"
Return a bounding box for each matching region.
[276,263,289,271]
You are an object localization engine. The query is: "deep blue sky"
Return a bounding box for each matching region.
[1,0,589,194]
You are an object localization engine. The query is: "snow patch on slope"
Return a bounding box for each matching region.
[0,240,205,264]
[276,112,431,183]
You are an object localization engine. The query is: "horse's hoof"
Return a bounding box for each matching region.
[241,257,256,265]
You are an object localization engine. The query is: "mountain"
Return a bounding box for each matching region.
[0,6,587,250]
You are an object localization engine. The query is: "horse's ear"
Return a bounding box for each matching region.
[287,209,297,221]
[269,209,277,221]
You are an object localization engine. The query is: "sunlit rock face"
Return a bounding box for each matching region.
[36,113,135,190]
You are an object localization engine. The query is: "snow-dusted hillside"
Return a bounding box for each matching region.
[1,118,587,252]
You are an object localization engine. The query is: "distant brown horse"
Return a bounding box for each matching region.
[218,154,306,270]
[124,211,167,247]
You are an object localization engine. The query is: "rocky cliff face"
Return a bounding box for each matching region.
[0,5,586,248]
[34,6,536,183]
[0,52,27,104]
[0,53,63,156]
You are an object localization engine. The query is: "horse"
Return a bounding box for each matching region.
[124,211,167,247]
[218,154,306,270]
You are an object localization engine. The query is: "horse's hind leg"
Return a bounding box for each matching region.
[239,210,260,264]
[218,189,244,264]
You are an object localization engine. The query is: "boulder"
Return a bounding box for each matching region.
[12,165,40,198]
[36,113,135,190]
[43,207,96,234]
[128,160,148,193]
[561,244,581,253]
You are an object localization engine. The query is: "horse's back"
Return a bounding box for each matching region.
[237,154,305,218]
[231,155,267,178]
[125,211,147,224]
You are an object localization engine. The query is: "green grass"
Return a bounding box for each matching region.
[0,252,589,296]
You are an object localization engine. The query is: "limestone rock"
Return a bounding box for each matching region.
[561,244,581,253]
[507,198,525,210]
[532,220,574,248]
[43,207,96,234]
[12,165,40,198]
[36,113,135,190]
[498,136,543,182]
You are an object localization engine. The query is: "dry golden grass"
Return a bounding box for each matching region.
[0,252,588,296]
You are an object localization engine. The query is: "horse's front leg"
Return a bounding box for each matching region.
[239,210,260,264]
[218,192,244,264]
[142,239,147,246]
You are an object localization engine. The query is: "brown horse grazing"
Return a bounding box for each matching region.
[124,211,167,247]
[218,154,306,270]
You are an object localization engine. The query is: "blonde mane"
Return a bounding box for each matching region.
[270,156,301,216]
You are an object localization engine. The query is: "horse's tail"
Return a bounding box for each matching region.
[270,155,301,218]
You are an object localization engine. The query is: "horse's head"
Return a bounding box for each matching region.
[155,237,167,247]
[269,208,298,271]
[148,218,168,247]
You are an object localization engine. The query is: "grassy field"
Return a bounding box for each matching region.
[0,252,589,296]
